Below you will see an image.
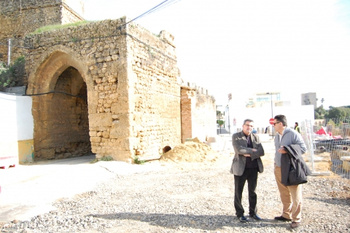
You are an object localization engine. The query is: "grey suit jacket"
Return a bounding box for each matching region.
[230,131,264,176]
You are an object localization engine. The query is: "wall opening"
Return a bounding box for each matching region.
[33,66,91,160]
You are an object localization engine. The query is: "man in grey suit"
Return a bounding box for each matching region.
[230,119,265,223]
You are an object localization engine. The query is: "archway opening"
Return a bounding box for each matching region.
[33,66,91,160]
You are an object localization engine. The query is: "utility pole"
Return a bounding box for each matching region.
[227,93,232,134]
[257,92,279,137]
[8,38,12,66]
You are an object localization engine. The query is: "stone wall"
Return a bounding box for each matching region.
[181,86,194,143]
[0,0,84,64]
[24,17,180,161]
[192,87,216,141]
[127,27,181,158]
[0,1,216,162]
[181,83,216,143]
[61,0,84,25]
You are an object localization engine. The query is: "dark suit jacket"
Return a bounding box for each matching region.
[281,144,312,186]
[230,131,264,176]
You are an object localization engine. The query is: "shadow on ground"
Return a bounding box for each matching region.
[91,212,290,231]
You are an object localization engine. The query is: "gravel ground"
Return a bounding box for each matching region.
[1,140,350,233]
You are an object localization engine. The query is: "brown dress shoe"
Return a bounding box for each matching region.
[274,216,291,221]
[291,222,301,228]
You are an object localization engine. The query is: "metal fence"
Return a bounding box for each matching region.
[302,119,350,178]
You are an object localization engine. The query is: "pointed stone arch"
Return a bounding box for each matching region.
[27,50,93,160]
[27,50,91,94]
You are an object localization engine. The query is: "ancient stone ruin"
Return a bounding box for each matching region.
[0,0,216,162]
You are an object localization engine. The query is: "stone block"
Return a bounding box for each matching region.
[39,148,55,159]
[341,156,350,172]
[90,137,101,143]
[110,121,129,138]
[89,113,112,128]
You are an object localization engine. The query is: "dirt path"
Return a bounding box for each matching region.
[1,137,349,232]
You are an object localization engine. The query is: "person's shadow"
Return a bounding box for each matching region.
[90,212,288,231]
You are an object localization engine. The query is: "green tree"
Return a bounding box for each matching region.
[324,106,350,125]
[217,119,224,127]
[327,107,346,119]
[0,56,26,91]
[217,119,225,134]
[315,105,327,119]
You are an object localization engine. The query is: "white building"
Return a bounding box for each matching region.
[225,92,315,135]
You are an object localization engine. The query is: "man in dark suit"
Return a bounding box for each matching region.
[230,119,265,223]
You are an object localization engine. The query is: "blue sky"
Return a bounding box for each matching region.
[73,0,350,109]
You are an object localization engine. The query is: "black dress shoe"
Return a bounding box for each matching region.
[238,216,248,223]
[250,214,262,221]
[274,216,291,221]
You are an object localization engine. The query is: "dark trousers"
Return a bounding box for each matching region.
[234,168,258,217]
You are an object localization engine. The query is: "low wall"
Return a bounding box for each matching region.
[0,92,34,165]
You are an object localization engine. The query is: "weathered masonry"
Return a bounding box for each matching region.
[0,0,84,64]
[23,18,181,161]
[0,0,216,162]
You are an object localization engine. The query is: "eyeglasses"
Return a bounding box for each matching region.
[244,124,254,127]
[273,122,280,126]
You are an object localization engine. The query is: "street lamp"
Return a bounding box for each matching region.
[266,92,273,118]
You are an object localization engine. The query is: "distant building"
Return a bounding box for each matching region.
[226,91,314,134]
[251,92,283,108]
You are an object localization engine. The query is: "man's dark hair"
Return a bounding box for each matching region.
[243,119,254,125]
[274,115,287,126]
